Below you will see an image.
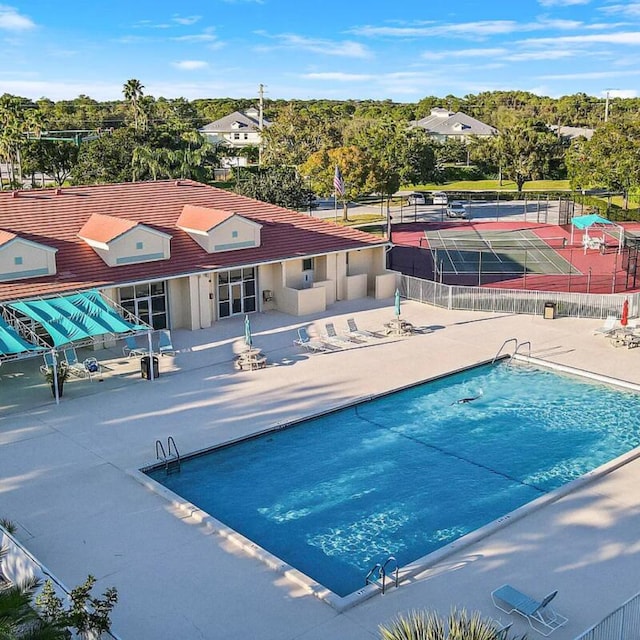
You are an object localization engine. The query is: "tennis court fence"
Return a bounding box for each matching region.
[398,273,640,320]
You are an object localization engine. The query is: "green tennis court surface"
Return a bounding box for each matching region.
[424,229,577,276]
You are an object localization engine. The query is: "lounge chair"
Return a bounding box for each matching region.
[158,330,176,356]
[294,327,330,353]
[323,322,354,345]
[39,351,56,375]
[123,335,148,357]
[593,315,617,335]
[491,584,568,636]
[345,318,379,340]
[62,346,88,378]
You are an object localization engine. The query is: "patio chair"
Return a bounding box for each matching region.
[345,318,379,340]
[593,315,617,335]
[491,585,568,636]
[123,335,148,357]
[82,357,102,381]
[158,330,176,356]
[322,322,354,345]
[62,346,88,378]
[293,327,330,353]
[39,351,56,375]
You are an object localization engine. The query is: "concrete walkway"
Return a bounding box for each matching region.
[1,299,639,640]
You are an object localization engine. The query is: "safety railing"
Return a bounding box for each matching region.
[574,590,640,640]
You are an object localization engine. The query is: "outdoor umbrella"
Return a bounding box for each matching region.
[244,314,253,349]
[394,288,401,319]
[621,299,629,327]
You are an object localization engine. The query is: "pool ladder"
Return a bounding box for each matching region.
[155,436,181,475]
[492,338,531,363]
[365,555,399,595]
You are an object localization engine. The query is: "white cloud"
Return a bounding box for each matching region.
[506,49,578,60]
[539,69,640,80]
[351,18,584,40]
[172,60,208,70]
[259,33,371,58]
[600,3,640,17]
[422,47,507,60]
[172,15,201,26]
[172,32,218,42]
[0,5,35,31]
[303,72,375,82]
[523,31,640,45]
[538,0,590,6]
[602,88,638,98]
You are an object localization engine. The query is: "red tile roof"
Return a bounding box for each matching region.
[176,205,239,232]
[78,213,139,244]
[0,180,387,302]
[0,231,17,247]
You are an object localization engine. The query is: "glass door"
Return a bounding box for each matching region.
[217,268,256,318]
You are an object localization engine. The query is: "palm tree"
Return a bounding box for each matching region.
[0,573,66,639]
[379,608,522,640]
[132,145,168,181]
[122,79,145,133]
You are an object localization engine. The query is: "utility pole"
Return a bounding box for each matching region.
[605,90,610,123]
[258,84,265,166]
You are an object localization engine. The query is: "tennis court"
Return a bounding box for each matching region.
[423,228,575,279]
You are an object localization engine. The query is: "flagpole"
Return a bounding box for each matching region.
[334,189,338,223]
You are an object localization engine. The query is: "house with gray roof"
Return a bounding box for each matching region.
[199,107,271,151]
[411,107,497,142]
[549,125,595,141]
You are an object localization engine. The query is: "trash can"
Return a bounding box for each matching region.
[141,355,159,379]
[543,302,557,320]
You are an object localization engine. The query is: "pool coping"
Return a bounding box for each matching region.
[130,356,640,613]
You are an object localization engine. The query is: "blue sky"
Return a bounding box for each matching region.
[2,0,640,103]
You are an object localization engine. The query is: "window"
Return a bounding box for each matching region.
[136,241,144,250]
[233,133,240,140]
[217,268,256,319]
[302,258,314,271]
[14,256,23,265]
[231,230,238,238]
[118,281,168,330]
[243,133,249,140]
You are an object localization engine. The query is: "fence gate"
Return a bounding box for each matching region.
[623,239,639,290]
[558,198,574,226]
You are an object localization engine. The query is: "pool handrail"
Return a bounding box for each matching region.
[493,338,519,363]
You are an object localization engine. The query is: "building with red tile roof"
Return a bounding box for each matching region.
[0,180,396,331]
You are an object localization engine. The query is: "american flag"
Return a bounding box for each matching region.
[333,165,345,196]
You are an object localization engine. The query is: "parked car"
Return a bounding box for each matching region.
[446,201,468,218]
[432,191,448,205]
[407,191,429,205]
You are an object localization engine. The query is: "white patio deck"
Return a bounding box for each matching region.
[1,298,639,640]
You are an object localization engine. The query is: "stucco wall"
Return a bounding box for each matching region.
[97,228,170,267]
[0,239,56,281]
[209,217,261,253]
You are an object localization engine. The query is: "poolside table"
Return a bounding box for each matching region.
[235,347,267,370]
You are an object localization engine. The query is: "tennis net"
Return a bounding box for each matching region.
[427,236,567,251]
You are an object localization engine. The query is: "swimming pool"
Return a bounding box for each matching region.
[145,360,640,602]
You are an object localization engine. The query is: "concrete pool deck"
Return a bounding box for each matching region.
[1,299,640,639]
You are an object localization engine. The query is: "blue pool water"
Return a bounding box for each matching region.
[147,362,640,597]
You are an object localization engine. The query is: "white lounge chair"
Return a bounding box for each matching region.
[593,315,617,335]
[323,322,353,345]
[123,335,148,357]
[62,346,88,378]
[39,351,56,375]
[158,330,176,356]
[294,327,330,353]
[492,585,568,636]
[345,318,379,340]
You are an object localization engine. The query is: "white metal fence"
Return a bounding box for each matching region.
[574,591,640,640]
[399,274,640,319]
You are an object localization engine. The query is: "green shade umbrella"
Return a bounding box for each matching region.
[244,314,253,349]
[394,288,401,318]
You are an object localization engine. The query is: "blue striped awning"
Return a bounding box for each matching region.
[0,315,43,357]
[8,290,149,348]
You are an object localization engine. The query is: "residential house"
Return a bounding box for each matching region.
[411,107,497,142]
[199,107,270,166]
[0,180,395,341]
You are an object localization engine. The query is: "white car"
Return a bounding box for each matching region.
[446,201,468,218]
[432,191,448,205]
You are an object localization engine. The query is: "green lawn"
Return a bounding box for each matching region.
[407,179,571,192]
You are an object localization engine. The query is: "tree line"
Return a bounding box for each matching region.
[2,81,640,214]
